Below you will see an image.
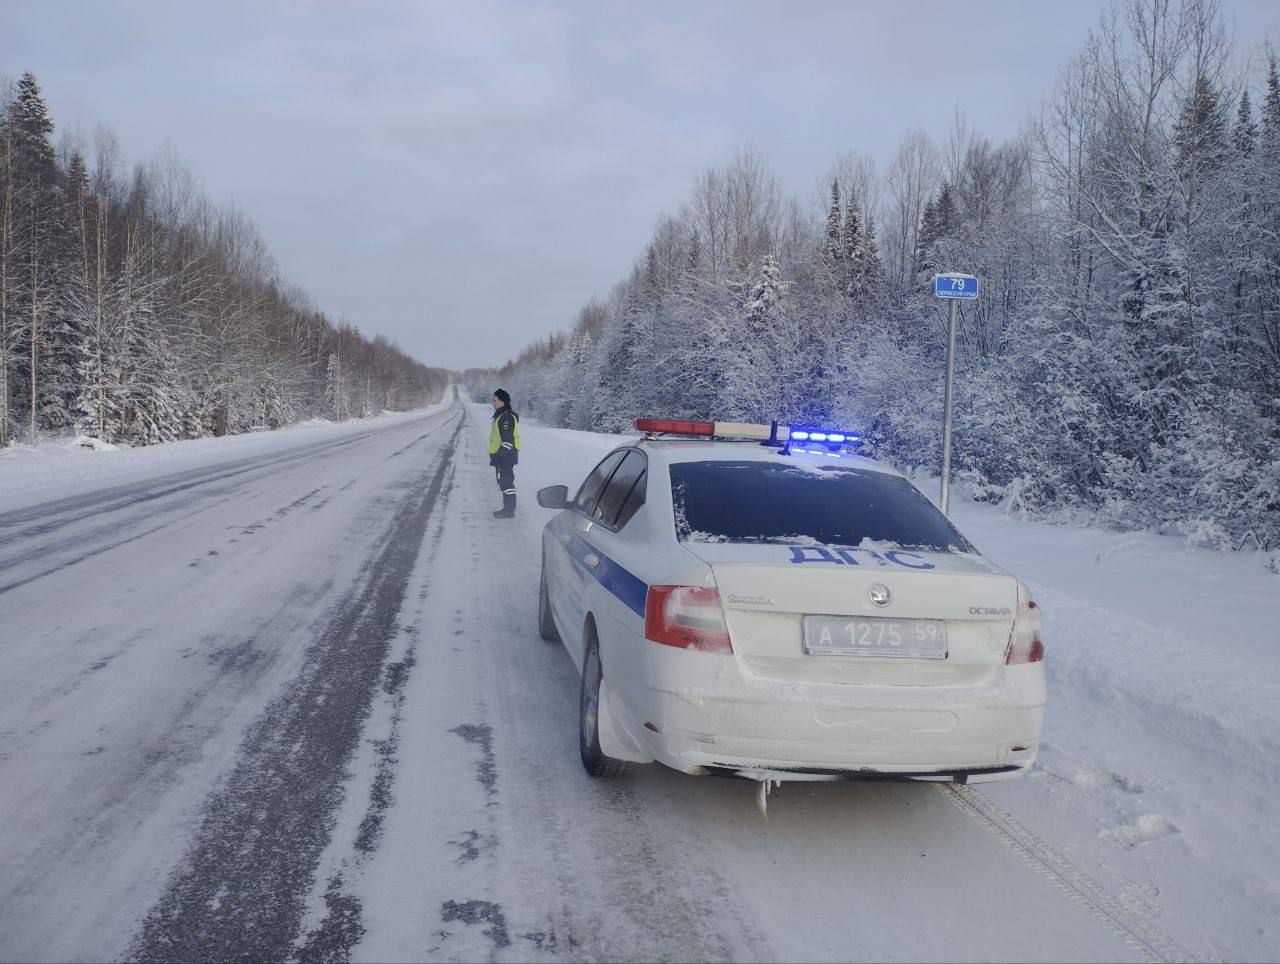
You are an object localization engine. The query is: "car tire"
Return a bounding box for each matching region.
[579,629,628,778]
[538,553,560,642]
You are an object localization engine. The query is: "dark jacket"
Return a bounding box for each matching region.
[489,407,519,467]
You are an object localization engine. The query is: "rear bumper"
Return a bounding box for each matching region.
[702,762,1030,784]
[606,650,1045,783]
[651,728,1040,783]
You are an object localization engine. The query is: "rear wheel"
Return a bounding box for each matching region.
[538,553,560,642]
[579,630,627,778]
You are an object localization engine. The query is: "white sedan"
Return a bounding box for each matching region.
[535,419,1045,785]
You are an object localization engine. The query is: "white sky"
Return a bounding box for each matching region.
[4,0,1278,370]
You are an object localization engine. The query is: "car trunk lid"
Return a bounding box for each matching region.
[682,541,1017,685]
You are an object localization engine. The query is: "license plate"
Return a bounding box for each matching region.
[802,615,948,659]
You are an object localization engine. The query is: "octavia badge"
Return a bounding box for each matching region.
[869,583,892,607]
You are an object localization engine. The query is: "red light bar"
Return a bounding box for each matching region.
[634,418,715,436]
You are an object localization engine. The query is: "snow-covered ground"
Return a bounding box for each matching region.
[0,398,1275,962]
[0,404,450,514]
[946,501,1280,964]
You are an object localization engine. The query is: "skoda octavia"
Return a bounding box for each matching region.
[535,418,1046,784]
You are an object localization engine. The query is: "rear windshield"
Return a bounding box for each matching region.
[669,460,974,553]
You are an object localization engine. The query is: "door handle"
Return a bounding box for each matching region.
[559,533,571,545]
[584,553,600,568]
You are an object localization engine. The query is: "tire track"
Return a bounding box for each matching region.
[128,414,461,962]
[939,784,1197,964]
[0,409,454,553]
[0,413,454,596]
[291,465,456,963]
[428,411,762,963]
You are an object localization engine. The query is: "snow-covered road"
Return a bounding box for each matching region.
[0,399,1274,962]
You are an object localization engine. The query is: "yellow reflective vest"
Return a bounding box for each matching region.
[488,409,520,458]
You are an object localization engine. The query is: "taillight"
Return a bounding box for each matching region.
[1006,587,1044,665]
[644,585,733,654]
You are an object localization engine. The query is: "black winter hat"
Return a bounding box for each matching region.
[493,388,511,407]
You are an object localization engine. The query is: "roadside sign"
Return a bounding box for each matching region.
[932,271,979,515]
[934,273,979,300]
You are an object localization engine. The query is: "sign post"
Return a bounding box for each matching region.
[933,273,978,515]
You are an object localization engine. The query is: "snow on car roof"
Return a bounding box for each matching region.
[635,437,903,477]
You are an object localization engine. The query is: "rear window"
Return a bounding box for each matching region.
[669,460,974,553]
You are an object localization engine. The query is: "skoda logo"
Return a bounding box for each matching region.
[869,583,892,607]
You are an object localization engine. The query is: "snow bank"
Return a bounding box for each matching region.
[0,403,449,515]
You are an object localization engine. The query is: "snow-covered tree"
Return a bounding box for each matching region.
[474,0,1280,557]
[0,71,447,448]
[324,352,346,421]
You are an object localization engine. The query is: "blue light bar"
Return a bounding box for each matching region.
[786,424,862,449]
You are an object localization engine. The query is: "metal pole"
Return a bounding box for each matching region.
[940,298,957,515]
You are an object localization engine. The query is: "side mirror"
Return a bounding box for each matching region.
[537,484,570,509]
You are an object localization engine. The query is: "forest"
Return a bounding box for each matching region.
[0,73,448,449]
[471,0,1280,557]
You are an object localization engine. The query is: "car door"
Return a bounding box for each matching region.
[590,449,647,535]
[582,447,649,635]
[579,451,652,734]
[557,449,627,664]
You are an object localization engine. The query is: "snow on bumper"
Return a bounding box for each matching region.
[605,644,1045,782]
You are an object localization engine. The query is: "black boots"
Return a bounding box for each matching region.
[492,492,516,519]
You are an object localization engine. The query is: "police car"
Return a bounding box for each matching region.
[535,418,1046,785]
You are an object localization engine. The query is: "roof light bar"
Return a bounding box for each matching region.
[634,417,862,450]
[634,418,772,440]
[634,418,715,436]
[788,425,861,449]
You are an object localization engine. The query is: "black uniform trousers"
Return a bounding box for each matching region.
[495,460,515,495]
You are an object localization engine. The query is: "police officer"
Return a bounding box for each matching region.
[489,389,520,518]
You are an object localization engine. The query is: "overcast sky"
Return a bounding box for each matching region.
[4,1,1277,370]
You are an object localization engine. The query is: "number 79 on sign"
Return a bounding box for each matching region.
[934,273,978,300]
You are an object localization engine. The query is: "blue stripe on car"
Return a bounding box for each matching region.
[566,531,648,617]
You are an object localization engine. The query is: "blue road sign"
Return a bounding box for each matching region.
[934,273,979,300]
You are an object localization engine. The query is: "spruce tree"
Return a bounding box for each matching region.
[745,253,783,328]
[916,182,957,279]
[1259,59,1280,250]
[1175,73,1229,180]
[841,193,863,299]
[863,215,884,289]
[1227,88,1262,339]
[1262,58,1280,161]
[128,314,188,444]
[934,181,957,237]
[730,254,798,420]
[1233,90,1258,158]
[9,72,75,439]
[823,178,842,288]
[74,323,115,440]
[66,151,89,270]
[915,198,939,276]
[66,151,102,437]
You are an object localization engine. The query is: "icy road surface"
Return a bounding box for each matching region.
[0,399,1275,962]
